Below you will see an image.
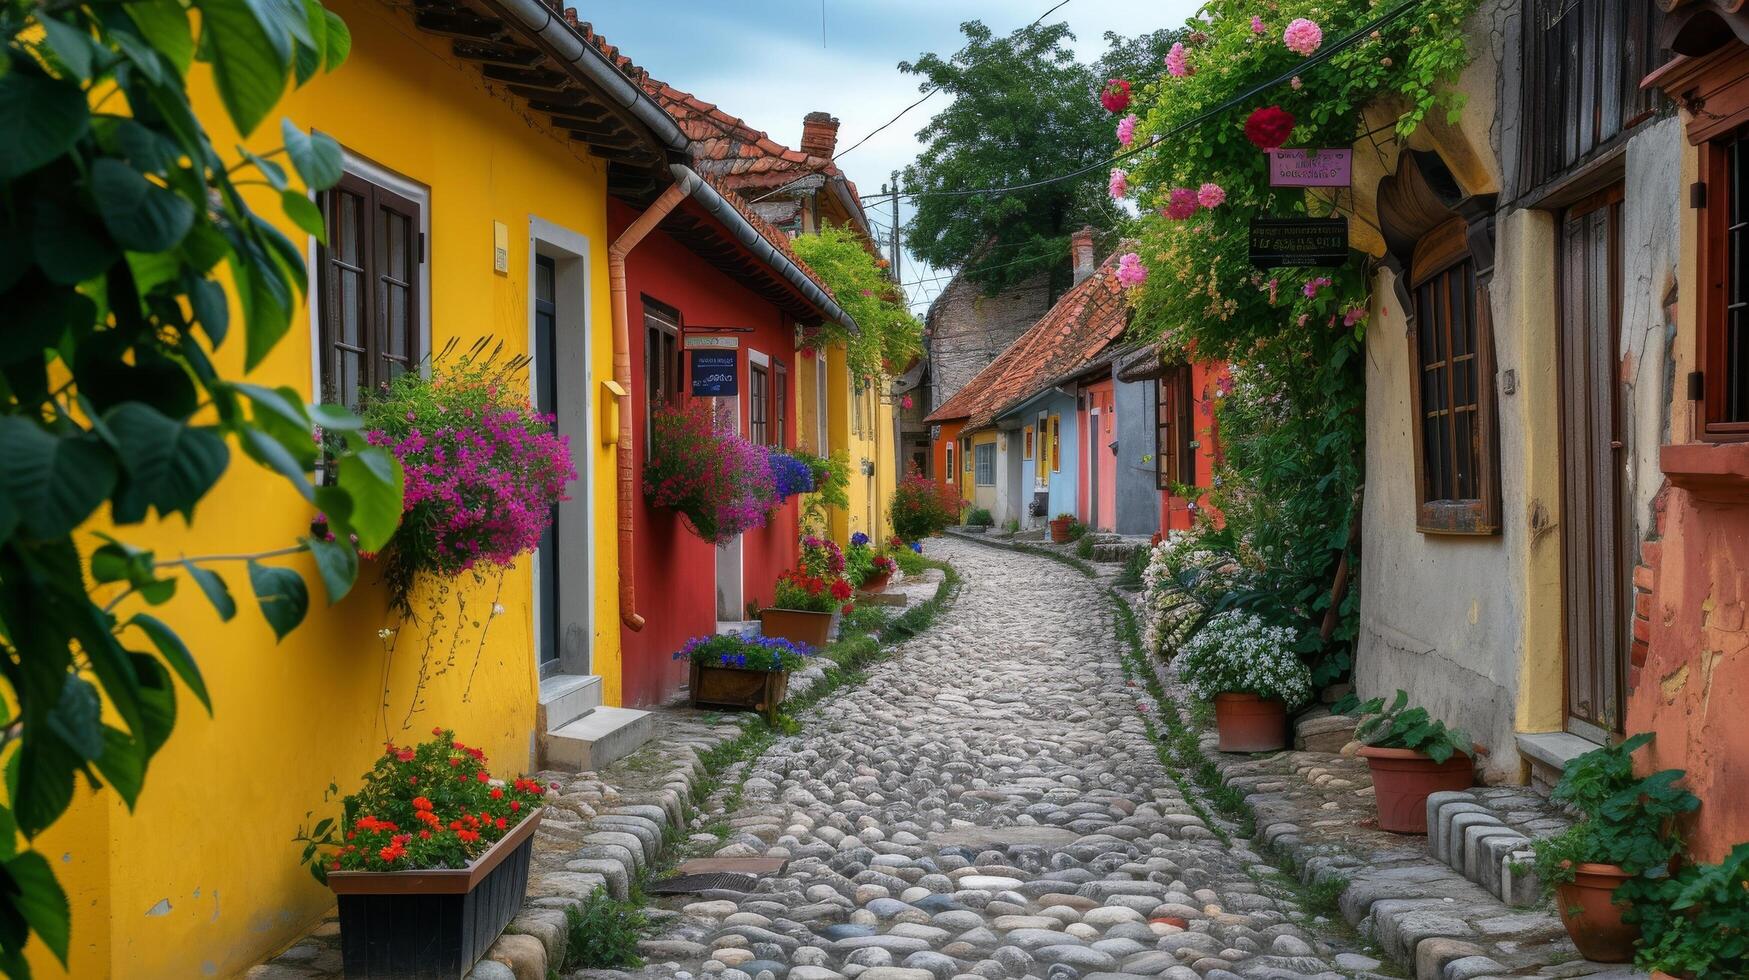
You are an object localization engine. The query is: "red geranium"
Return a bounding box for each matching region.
[1244,105,1296,150]
[1100,78,1132,113]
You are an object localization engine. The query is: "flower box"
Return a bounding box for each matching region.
[328,808,543,979]
[1049,517,1073,542]
[689,661,790,714]
[760,607,834,648]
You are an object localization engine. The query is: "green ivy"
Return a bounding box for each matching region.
[790,225,923,383]
[0,0,397,971]
[1124,0,1476,683]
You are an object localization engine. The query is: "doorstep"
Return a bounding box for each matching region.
[1515,730,1600,793]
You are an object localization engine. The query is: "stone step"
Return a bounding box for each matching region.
[1295,706,1358,752]
[537,673,602,734]
[541,706,655,772]
[1426,789,1576,907]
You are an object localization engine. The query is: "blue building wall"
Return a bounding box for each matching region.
[1003,391,1080,526]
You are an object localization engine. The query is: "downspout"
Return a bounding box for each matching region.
[610,175,698,631]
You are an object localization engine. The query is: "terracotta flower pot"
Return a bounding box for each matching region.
[1049,518,1073,542]
[1357,745,1474,833]
[1554,862,1640,963]
[760,608,833,649]
[860,570,892,593]
[1212,693,1288,752]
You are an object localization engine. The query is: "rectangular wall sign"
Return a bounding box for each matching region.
[1269,148,1353,187]
[1248,217,1349,268]
[690,349,739,396]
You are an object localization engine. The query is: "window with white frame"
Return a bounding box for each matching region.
[974,442,995,486]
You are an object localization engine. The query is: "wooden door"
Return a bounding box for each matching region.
[1558,188,1628,741]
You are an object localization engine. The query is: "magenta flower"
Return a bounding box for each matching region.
[1197,182,1226,209]
[1116,113,1138,147]
[1343,305,1369,327]
[1109,168,1129,200]
[1166,42,1191,78]
[1302,275,1332,298]
[1164,187,1198,220]
[1116,253,1148,288]
[1284,18,1323,57]
[1251,15,1266,34]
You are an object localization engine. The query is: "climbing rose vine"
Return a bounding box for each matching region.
[1100,78,1132,112]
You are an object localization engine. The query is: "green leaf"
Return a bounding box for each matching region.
[38,16,96,81]
[181,560,237,621]
[186,276,230,348]
[128,613,211,713]
[91,725,145,807]
[322,8,350,69]
[0,419,117,539]
[232,245,293,371]
[239,428,315,502]
[0,73,88,181]
[280,119,343,190]
[292,0,326,85]
[45,677,104,762]
[90,159,196,253]
[124,0,195,73]
[247,560,307,640]
[103,403,230,523]
[31,196,117,286]
[303,535,357,604]
[308,403,363,432]
[128,653,176,756]
[280,190,324,241]
[195,0,290,136]
[4,852,70,966]
[335,447,404,553]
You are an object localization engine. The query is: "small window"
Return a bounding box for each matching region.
[317,170,423,407]
[774,362,788,449]
[1407,217,1500,533]
[1156,365,1195,490]
[749,361,769,445]
[1700,128,1749,434]
[945,441,956,483]
[643,300,682,447]
[852,380,865,436]
[974,442,996,486]
[1049,415,1062,473]
[962,438,972,474]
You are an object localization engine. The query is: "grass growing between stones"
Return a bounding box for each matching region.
[562,887,649,971]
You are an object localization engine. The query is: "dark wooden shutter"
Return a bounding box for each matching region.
[1518,0,1664,193]
[373,184,421,387]
[1558,187,1628,739]
[750,363,769,444]
[775,362,788,449]
[1155,365,1194,489]
[317,172,422,407]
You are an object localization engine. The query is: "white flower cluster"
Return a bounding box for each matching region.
[1138,525,1258,661]
[1176,610,1311,708]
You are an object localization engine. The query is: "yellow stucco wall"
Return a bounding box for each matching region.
[29,1,622,975]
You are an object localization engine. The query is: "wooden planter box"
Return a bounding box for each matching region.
[689,661,790,715]
[327,808,543,979]
[760,607,834,648]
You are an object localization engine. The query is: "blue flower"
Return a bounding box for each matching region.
[851,532,870,547]
[910,541,923,553]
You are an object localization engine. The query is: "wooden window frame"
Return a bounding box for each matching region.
[1698,128,1749,440]
[974,441,996,487]
[641,298,683,449]
[1023,425,1034,460]
[1156,364,1195,491]
[1406,216,1502,535]
[749,360,770,446]
[1049,415,1062,473]
[945,440,955,484]
[774,361,788,449]
[316,170,423,408]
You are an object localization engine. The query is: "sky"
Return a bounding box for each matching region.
[582,0,1199,314]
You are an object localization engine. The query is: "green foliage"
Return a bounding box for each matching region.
[1125,0,1478,687]
[891,470,962,541]
[789,226,922,383]
[1074,534,1095,559]
[1531,733,1698,890]
[1116,544,1150,590]
[1066,521,1088,542]
[1348,690,1471,764]
[1631,843,1749,977]
[796,450,849,537]
[0,0,389,971]
[900,20,1175,292]
[1002,518,1021,534]
[563,888,648,970]
[965,506,994,527]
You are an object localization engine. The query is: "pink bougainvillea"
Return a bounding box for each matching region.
[1197,182,1227,209]
[1244,105,1296,150]
[1251,15,1266,34]
[1164,187,1198,220]
[1342,305,1369,327]
[1302,275,1333,298]
[1116,113,1138,147]
[1116,252,1148,288]
[1109,168,1129,200]
[1283,17,1323,56]
[1100,78,1131,113]
[1290,75,1304,91]
[1165,42,1191,78]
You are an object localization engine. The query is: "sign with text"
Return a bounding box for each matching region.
[690,349,738,397]
[1249,217,1349,268]
[1268,148,1352,187]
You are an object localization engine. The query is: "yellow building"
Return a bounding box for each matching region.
[30,0,698,973]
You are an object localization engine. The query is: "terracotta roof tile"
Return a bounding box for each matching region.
[925,253,1130,429]
[694,171,835,300]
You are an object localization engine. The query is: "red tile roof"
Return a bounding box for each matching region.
[693,170,835,300]
[925,253,1130,430]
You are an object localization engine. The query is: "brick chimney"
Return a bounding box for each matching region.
[800,112,840,159]
[1071,226,1097,285]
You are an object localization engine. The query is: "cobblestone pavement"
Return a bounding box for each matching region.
[614,539,1376,980]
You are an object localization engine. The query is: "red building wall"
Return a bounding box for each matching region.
[1161,361,1227,533]
[613,200,801,708]
[930,419,965,497]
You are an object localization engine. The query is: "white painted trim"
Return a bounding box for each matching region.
[527,215,595,678]
[749,348,771,368]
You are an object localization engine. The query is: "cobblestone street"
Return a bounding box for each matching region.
[620,540,1370,980]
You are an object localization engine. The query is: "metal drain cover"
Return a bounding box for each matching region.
[646,872,759,895]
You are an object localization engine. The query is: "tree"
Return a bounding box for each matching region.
[899,21,1175,295]
[0,0,400,972]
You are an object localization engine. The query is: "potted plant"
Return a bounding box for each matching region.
[1530,733,1698,963]
[295,730,549,979]
[1049,512,1075,543]
[1632,842,1748,979]
[859,554,898,593]
[1346,691,1473,833]
[644,400,779,545]
[1177,610,1310,752]
[760,568,852,648]
[677,632,813,719]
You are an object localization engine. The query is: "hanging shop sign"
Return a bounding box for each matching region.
[1249,217,1349,268]
[1268,148,1352,187]
[690,349,739,396]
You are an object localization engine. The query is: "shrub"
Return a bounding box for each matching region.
[296,729,548,880]
[1346,690,1472,764]
[1530,733,1697,892]
[1117,545,1150,590]
[362,347,576,608]
[799,535,847,580]
[645,400,776,544]
[772,569,853,614]
[1003,518,1021,533]
[674,633,814,671]
[966,506,995,527]
[1177,611,1310,707]
[844,532,896,587]
[892,467,963,540]
[796,450,849,535]
[563,888,648,970]
[1633,842,1749,978]
[1075,535,1095,559]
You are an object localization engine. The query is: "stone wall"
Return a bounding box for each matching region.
[926,269,1053,409]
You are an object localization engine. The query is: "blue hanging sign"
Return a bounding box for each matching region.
[690,349,739,396]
